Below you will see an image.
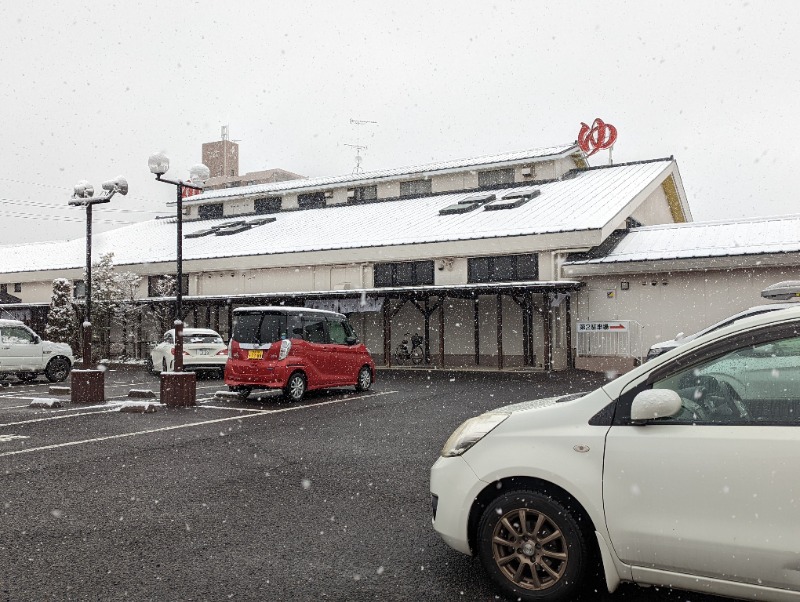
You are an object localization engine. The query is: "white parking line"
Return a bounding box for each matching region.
[0,396,329,457]
[0,409,119,428]
[0,390,400,458]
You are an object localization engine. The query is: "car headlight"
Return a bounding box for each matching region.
[440,412,509,457]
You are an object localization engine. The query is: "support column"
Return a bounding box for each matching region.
[473,298,480,366]
[438,296,445,369]
[496,294,503,370]
[383,298,391,367]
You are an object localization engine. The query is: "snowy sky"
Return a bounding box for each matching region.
[1,1,798,245]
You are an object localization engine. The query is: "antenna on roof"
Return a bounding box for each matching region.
[345,118,378,174]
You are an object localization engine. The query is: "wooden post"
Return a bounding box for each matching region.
[496,294,503,370]
[473,298,480,366]
[438,296,445,368]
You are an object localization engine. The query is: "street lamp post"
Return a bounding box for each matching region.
[68,176,128,403]
[148,152,209,407]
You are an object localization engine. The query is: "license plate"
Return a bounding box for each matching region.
[197,349,210,356]
[247,350,263,360]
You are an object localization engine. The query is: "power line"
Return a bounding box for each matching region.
[0,209,135,226]
[0,195,164,216]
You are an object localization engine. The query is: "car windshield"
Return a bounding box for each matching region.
[232,313,287,345]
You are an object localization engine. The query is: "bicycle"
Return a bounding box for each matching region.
[395,332,425,365]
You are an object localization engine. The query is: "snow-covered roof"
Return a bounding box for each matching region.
[190,144,581,202]
[565,214,800,267]
[0,159,675,276]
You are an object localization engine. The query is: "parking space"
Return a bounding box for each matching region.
[0,369,392,459]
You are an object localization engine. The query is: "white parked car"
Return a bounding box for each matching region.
[431,305,800,602]
[147,327,228,375]
[0,319,74,382]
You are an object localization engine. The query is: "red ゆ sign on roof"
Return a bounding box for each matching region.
[578,118,617,157]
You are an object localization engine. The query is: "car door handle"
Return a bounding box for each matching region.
[1,346,10,350]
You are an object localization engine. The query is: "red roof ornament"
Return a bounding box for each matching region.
[578,118,617,157]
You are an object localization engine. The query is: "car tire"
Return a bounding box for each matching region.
[283,372,306,403]
[162,358,168,373]
[44,357,71,383]
[477,490,588,602]
[144,356,156,375]
[355,366,372,392]
[16,372,37,383]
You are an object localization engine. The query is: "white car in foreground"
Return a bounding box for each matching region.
[148,328,228,375]
[431,305,800,602]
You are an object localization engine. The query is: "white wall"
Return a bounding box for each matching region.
[576,266,800,351]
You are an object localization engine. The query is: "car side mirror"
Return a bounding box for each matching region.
[345,335,357,346]
[630,389,682,424]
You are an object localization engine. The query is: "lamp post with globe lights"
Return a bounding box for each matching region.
[148,152,209,407]
[68,176,128,403]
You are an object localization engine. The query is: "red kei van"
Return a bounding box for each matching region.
[225,307,376,401]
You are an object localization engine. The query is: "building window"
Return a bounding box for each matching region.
[13,283,21,293]
[349,185,378,203]
[297,192,326,209]
[254,197,282,214]
[72,280,86,299]
[478,168,515,187]
[373,261,435,287]
[468,254,538,283]
[198,203,224,220]
[399,179,432,198]
[148,275,189,297]
[0,284,6,295]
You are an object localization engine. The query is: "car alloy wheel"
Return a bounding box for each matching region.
[45,357,71,383]
[284,373,306,402]
[477,490,586,601]
[356,366,372,391]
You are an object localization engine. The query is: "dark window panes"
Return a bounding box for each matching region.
[198,203,224,220]
[13,283,21,293]
[478,168,515,187]
[351,186,377,202]
[0,284,6,294]
[400,179,432,197]
[493,256,517,281]
[395,262,415,286]
[517,254,539,280]
[415,261,434,285]
[374,264,392,287]
[298,192,326,209]
[303,317,328,343]
[254,197,282,214]
[468,257,490,283]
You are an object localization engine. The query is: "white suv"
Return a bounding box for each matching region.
[0,319,74,382]
[431,305,800,602]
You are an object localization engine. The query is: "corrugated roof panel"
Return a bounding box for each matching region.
[566,215,800,264]
[0,160,674,275]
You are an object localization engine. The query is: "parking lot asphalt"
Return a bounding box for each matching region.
[0,368,729,602]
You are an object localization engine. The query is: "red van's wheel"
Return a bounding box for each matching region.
[283,372,306,402]
[355,366,372,392]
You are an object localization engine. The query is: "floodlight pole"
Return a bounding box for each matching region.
[68,177,128,403]
[153,173,203,372]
